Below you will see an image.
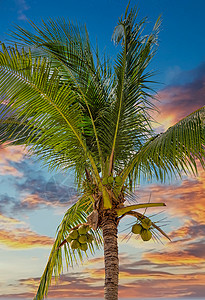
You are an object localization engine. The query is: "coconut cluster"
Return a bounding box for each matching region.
[102,175,122,185]
[66,224,94,251]
[132,217,152,241]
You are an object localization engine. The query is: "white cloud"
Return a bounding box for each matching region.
[15,0,29,21]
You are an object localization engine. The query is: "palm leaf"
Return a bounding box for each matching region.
[34,195,103,300]
[99,8,161,175]
[116,202,166,217]
[0,43,102,183]
[9,21,115,170]
[121,106,205,185]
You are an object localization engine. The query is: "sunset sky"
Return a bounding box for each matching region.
[0,0,205,299]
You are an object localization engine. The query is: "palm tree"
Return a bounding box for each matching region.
[0,6,205,300]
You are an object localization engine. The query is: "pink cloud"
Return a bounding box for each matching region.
[0,228,53,249]
[0,144,26,164]
[0,165,23,177]
[0,144,26,177]
[153,74,205,131]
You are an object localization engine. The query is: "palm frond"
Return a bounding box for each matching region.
[0,43,102,184]
[9,21,114,169]
[34,195,103,300]
[116,202,166,217]
[98,8,161,175]
[121,106,205,184]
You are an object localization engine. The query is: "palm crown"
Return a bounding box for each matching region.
[0,6,204,300]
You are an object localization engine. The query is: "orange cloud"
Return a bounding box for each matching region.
[0,144,26,177]
[10,274,104,298]
[0,228,53,249]
[0,144,26,163]
[6,266,205,299]
[138,166,205,225]
[21,194,48,208]
[0,214,24,225]
[118,273,205,298]
[18,193,77,209]
[153,78,205,131]
[0,164,23,177]
[144,251,205,266]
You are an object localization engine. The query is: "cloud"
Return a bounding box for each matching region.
[0,164,23,177]
[4,252,205,299]
[0,152,77,212]
[15,0,29,21]
[14,186,77,211]
[0,194,16,214]
[153,62,205,131]
[169,220,205,241]
[13,167,78,210]
[144,249,205,266]
[3,273,104,298]
[0,209,53,249]
[138,165,205,225]
[118,273,205,298]
[0,144,26,177]
[0,213,24,226]
[0,227,53,249]
[0,144,26,164]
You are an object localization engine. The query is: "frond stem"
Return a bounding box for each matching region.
[109,23,127,175]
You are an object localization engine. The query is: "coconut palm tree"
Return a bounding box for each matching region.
[0,6,205,300]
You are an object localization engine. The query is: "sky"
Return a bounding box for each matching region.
[0,0,205,299]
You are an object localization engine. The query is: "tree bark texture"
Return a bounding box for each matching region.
[102,209,119,300]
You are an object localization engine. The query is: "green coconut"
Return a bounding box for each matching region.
[66,236,72,243]
[68,229,79,240]
[78,235,88,244]
[115,176,123,184]
[78,224,90,235]
[79,243,88,251]
[141,218,152,229]
[132,223,142,234]
[86,233,94,243]
[102,177,108,185]
[140,229,152,241]
[107,176,114,184]
[70,240,80,249]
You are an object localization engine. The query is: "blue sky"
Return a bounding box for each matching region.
[1,0,205,85]
[0,0,205,298]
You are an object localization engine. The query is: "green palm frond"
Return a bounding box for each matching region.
[34,195,103,300]
[0,43,102,183]
[98,8,161,175]
[121,106,205,185]
[116,202,166,217]
[10,20,114,168]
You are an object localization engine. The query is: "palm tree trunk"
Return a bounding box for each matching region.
[102,209,119,300]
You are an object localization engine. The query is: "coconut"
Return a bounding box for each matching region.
[141,218,152,229]
[102,177,108,185]
[70,240,80,249]
[78,235,88,244]
[115,176,122,184]
[68,229,79,240]
[107,176,114,184]
[140,229,152,241]
[79,243,88,251]
[86,233,94,243]
[66,236,72,243]
[132,223,142,234]
[78,224,90,235]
